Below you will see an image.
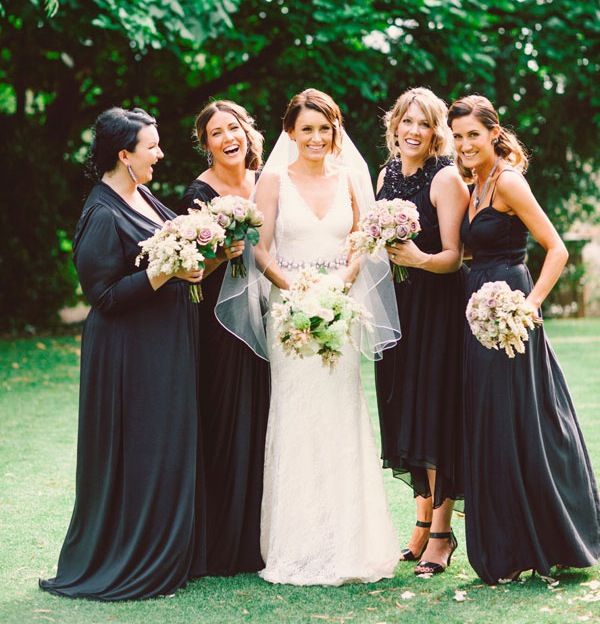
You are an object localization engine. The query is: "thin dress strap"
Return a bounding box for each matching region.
[489,168,521,205]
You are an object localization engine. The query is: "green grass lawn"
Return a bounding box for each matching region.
[1,320,599,624]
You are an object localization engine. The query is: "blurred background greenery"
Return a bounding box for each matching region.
[0,0,598,332]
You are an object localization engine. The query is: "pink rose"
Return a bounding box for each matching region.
[197,228,213,245]
[217,213,231,228]
[233,206,247,220]
[394,211,408,224]
[396,225,409,239]
[182,228,197,241]
[410,220,419,232]
[368,224,381,238]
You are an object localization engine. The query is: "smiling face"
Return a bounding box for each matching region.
[395,102,435,165]
[205,110,248,168]
[288,108,334,162]
[450,113,499,172]
[124,124,163,184]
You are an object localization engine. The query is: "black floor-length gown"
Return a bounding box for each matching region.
[178,179,269,575]
[375,157,465,508]
[461,176,600,584]
[39,182,206,601]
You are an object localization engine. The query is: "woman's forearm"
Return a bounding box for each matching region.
[527,244,569,308]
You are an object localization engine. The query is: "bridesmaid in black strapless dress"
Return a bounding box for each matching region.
[177,101,270,576]
[450,95,600,584]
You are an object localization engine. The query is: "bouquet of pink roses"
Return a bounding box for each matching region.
[201,195,264,278]
[135,208,225,302]
[466,280,542,358]
[346,197,421,282]
[271,268,372,369]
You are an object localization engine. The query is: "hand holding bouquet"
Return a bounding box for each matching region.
[346,198,421,282]
[466,280,542,358]
[135,208,225,302]
[271,268,372,369]
[204,195,264,278]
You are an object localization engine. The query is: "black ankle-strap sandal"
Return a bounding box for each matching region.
[414,529,458,574]
[399,520,432,562]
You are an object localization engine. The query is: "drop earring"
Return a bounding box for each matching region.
[206,151,213,167]
[126,164,138,183]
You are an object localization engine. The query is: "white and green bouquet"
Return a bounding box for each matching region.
[345,197,421,282]
[466,280,542,358]
[271,268,372,369]
[202,195,264,278]
[135,208,226,303]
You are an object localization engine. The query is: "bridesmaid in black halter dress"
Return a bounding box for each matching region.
[449,95,600,584]
[375,88,469,575]
[177,101,270,576]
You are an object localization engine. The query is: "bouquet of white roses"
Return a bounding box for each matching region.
[271,268,372,369]
[466,280,542,358]
[346,197,421,282]
[202,195,264,278]
[135,208,225,302]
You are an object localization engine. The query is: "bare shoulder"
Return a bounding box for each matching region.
[495,168,532,201]
[431,163,463,188]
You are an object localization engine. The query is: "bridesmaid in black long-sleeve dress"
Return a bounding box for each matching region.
[39,108,206,600]
[177,100,270,575]
[449,95,600,584]
[375,88,469,575]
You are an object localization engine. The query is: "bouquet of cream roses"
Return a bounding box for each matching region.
[135,208,225,302]
[271,268,372,369]
[202,195,264,278]
[346,197,421,282]
[466,280,542,358]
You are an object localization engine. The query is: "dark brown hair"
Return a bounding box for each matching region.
[447,94,528,181]
[194,100,263,170]
[282,89,343,155]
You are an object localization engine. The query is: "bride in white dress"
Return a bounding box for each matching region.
[248,89,401,586]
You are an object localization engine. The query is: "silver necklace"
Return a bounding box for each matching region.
[473,158,500,211]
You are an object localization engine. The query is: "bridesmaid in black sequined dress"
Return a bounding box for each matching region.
[177,101,270,576]
[375,88,469,575]
[449,95,599,584]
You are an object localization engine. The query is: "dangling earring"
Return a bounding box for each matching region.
[206,151,213,167]
[126,164,138,183]
[492,138,499,146]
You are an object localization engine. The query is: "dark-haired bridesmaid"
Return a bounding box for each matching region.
[374,87,469,575]
[177,100,270,576]
[449,94,600,584]
[40,107,205,600]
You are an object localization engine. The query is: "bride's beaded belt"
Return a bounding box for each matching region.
[276,255,348,270]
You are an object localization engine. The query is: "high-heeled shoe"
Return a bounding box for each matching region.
[414,529,458,575]
[400,520,431,562]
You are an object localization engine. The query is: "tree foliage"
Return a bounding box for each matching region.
[0,0,598,330]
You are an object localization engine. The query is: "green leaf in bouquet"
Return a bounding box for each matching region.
[233,223,247,239]
[246,227,260,246]
[202,248,218,259]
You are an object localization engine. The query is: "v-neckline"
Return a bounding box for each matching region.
[101,182,165,227]
[285,168,342,222]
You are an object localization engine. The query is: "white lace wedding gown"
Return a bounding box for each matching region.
[259,168,400,586]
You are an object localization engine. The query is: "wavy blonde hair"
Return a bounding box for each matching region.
[447,94,529,181]
[194,100,264,170]
[282,88,344,156]
[384,87,453,161]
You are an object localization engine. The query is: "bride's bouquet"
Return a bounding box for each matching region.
[271,268,372,369]
[346,197,421,282]
[466,280,542,358]
[201,196,264,278]
[135,208,225,302]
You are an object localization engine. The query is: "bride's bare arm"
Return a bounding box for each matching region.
[254,172,291,290]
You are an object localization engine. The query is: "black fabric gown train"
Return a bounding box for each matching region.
[375,157,465,508]
[39,182,206,601]
[461,173,600,584]
[178,179,269,575]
